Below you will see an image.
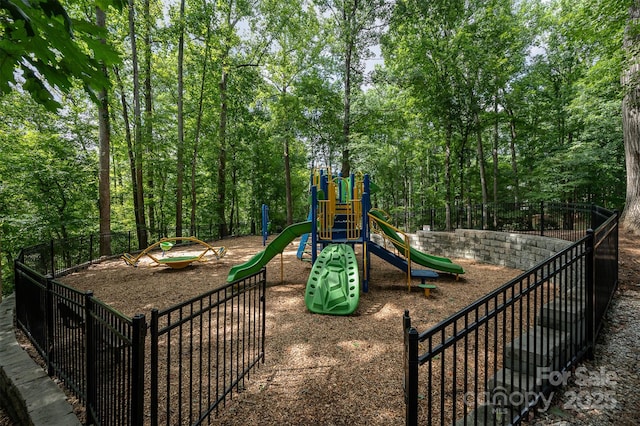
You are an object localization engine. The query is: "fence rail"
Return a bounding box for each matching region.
[393,202,610,242]
[16,224,244,279]
[403,208,618,425]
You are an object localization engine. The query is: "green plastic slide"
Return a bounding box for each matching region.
[369,209,465,276]
[227,221,312,282]
[305,244,360,315]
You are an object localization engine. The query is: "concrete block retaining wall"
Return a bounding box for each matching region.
[411,229,572,271]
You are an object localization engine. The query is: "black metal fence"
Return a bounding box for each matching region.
[16,225,240,279]
[405,202,611,241]
[150,269,267,425]
[403,209,618,425]
[13,263,146,425]
[13,202,618,425]
[14,253,266,425]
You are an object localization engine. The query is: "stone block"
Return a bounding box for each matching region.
[504,326,568,374]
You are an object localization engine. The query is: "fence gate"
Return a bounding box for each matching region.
[150,268,267,425]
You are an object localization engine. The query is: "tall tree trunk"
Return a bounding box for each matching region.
[622,1,640,234]
[492,97,499,228]
[507,108,520,204]
[342,43,352,178]
[340,2,357,178]
[445,121,452,231]
[176,0,186,238]
[475,111,489,229]
[284,135,294,225]
[458,136,465,208]
[458,124,472,228]
[97,6,111,257]
[114,66,141,245]
[229,149,237,235]
[191,19,212,237]
[143,0,155,236]
[128,0,147,248]
[217,70,229,238]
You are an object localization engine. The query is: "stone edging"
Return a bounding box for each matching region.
[0,294,81,426]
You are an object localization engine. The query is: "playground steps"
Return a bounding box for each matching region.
[318,212,363,242]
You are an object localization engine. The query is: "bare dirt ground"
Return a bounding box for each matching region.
[3,232,638,425]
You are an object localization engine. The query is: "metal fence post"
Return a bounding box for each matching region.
[84,290,97,425]
[585,229,595,360]
[404,310,419,426]
[131,314,147,425]
[89,234,93,265]
[261,269,267,363]
[49,239,55,278]
[45,276,54,377]
[150,308,159,426]
[429,208,434,231]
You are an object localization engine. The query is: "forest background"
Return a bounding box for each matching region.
[0,0,638,294]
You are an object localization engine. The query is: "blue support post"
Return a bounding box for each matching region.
[350,173,355,200]
[311,186,318,264]
[362,174,370,293]
[320,172,328,197]
[261,204,269,246]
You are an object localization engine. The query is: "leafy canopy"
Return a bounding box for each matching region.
[0,0,124,111]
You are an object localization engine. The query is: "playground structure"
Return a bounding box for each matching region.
[122,236,226,269]
[227,169,465,315]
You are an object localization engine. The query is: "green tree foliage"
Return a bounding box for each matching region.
[0,0,633,293]
[0,92,99,289]
[0,0,124,110]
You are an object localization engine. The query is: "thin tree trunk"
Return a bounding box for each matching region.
[191,17,212,237]
[97,6,111,257]
[114,66,141,245]
[176,0,186,238]
[128,0,147,248]
[342,44,351,178]
[475,111,489,229]
[507,108,520,204]
[143,0,155,236]
[492,97,499,228]
[284,135,294,225]
[340,3,356,178]
[229,149,237,235]
[217,69,229,238]
[445,121,452,231]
